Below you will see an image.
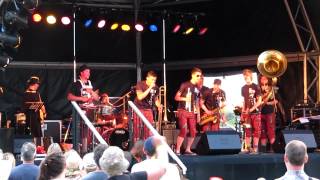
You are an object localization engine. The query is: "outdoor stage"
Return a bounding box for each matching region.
[178,153,320,180]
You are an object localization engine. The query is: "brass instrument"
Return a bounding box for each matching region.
[156,86,168,133]
[257,50,287,78]
[199,108,220,126]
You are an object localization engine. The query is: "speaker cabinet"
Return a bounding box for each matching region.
[13,135,33,154]
[43,120,61,143]
[192,130,241,155]
[0,128,14,153]
[273,130,317,153]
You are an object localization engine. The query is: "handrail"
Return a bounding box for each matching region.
[128,101,187,175]
[71,101,107,144]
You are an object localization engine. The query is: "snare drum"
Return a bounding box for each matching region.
[102,128,129,150]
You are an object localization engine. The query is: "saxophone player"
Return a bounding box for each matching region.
[241,69,262,154]
[259,75,277,153]
[200,79,226,132]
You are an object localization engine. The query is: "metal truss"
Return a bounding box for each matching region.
[284,0,320,104]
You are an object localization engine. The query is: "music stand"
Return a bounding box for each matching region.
[24,102,44,112]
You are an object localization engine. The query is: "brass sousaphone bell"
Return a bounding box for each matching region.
[257,50,287,80]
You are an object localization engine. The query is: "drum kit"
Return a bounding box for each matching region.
[80,103,129,151]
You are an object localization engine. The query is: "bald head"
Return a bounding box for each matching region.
[285,140,307,166]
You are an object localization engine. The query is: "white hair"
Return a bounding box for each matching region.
[99,146,129,176]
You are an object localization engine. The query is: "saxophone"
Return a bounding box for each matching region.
[199,108,220,125]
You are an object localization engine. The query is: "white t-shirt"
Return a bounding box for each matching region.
[131,159,181,180]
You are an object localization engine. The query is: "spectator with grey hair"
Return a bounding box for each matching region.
[47,143,63,156]
[100,146,165,180]
[275,140,319,180]
[8,142,40,180]
[131,136,180,180]
[82,144,109,180]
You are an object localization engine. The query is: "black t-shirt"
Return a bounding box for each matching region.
[134,81,159,109]
[241,83,261,113]
[261,91,275,114]
[202,88,226,110]
[23,90,41,111]
[108,171,147,180]
[68,80,96,103]
[177,81,200,111]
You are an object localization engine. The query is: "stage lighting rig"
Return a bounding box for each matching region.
[0,51,12,68]
[4,10,28,30]
[0,32,21,48]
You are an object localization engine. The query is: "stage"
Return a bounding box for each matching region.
[178,153,320,180]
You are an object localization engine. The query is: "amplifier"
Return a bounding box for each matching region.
[43,120,61,143]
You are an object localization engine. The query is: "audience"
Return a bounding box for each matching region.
[127,140,145,171]
[1,152,16,180]
[82,144,109,180]
[131,136,181,180]
[100,146,166,180]
[47,143,63,155]
[8,142,40,180]
[82,152,97,174]
[38,153,66,180]
[275,140,319,180]
[64,149,83,179]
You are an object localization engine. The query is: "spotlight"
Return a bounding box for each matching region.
[97,20,106,28]
[32,13,42,22]
[110,23,119,30]
[61,16,71,25]
[172,24,181,33]
[20,0,39,11]
[46,15,56,25]
[0,53,12,68]
[121,24,130,31]
[4,11,28,29]
[149,24,158,32]
[0,32,21,48]
[183,27,194,35]
[84,19,93,28]
[135,24,144,32]
[198,27,208,35]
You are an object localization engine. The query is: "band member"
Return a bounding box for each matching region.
[241,69,262,154]
[23,76,46,145]
[200,79,226,132]
[175,67,202,155]
[133,71,162,141]
[259,75,277,153]
[67,65,99,153]
[67,64,99,104]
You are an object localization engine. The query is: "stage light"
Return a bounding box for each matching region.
[0,32,21,48]
[0,53,12,68]
[172,24,181,33]
[46,15,56,25]
[198,27,208,35]
[110,23,119,30]
[32,13,41,22]
[61,16,71,25]
[121,24,130,31]
[84,19,93,28]
[183,27,194,35]
[149,24,158,32]
[20,0,39,11]
[4,11,28,29]
[97,20,106,28]
[135,24,144,32]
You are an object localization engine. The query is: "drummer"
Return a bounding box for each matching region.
[96,93,116,128]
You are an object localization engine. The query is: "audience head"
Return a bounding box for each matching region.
[100,146,129,176]
[82,152,97,173]
[47,143,62,155]
[39,153,66,180]
[143,137,157,157]
[93,144,109,169]
[3,152,16,167]
[130,140,145,160]
[284,140,308,168]
[64,149,83,178]
[20,142,36,162]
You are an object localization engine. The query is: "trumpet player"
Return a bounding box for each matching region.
[133,71,162,142]
[241,69,262,154]
[175,67,202,155]
[200,79,226,132]
[259,75,277,153]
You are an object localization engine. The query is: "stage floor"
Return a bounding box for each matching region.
[178,153,320,180]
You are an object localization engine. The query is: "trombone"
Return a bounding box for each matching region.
[156,86,168,133]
